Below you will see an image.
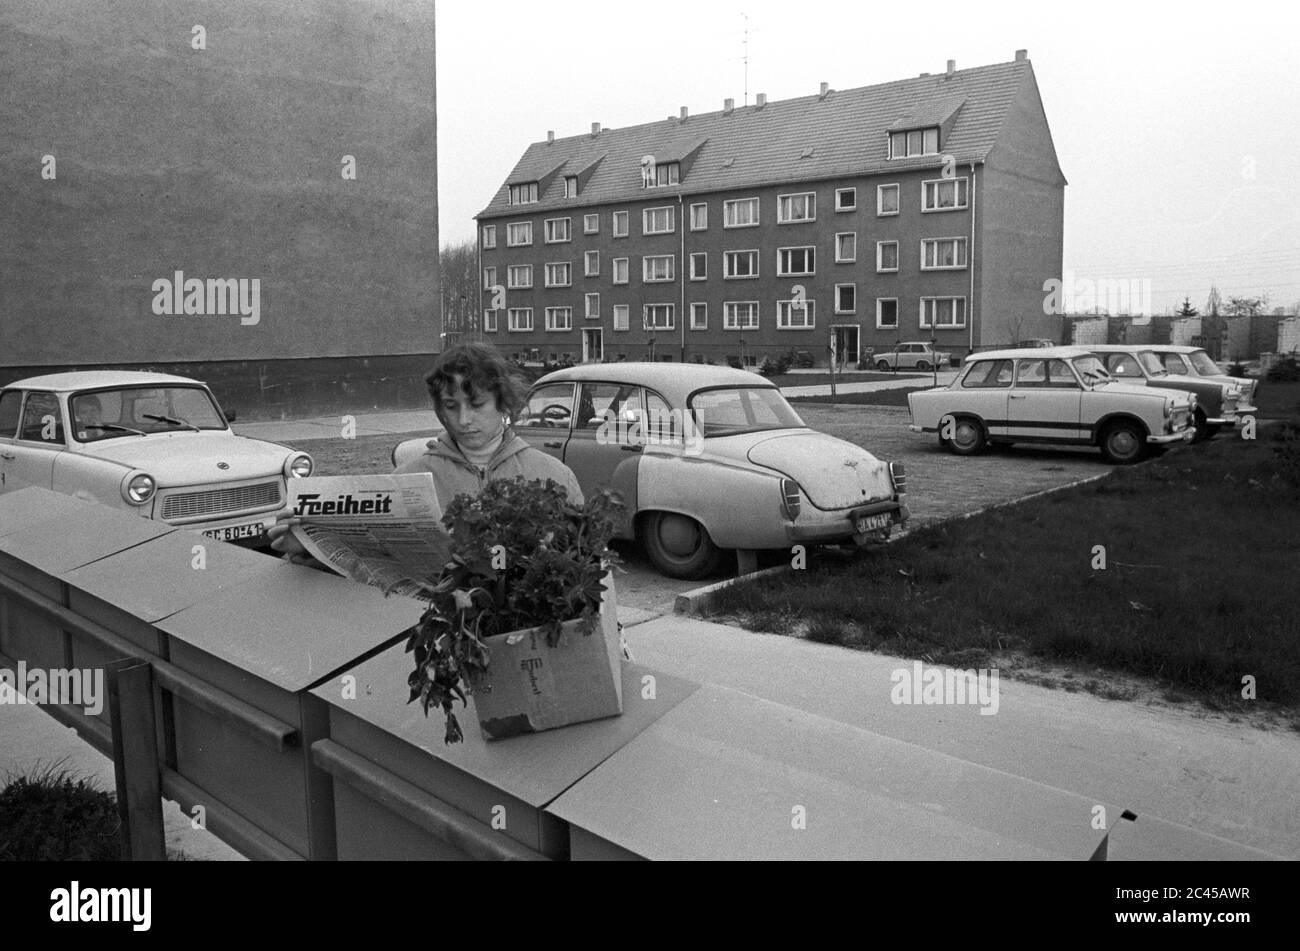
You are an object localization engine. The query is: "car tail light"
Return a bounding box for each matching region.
[780,478,801,519]
[889,462,906,496]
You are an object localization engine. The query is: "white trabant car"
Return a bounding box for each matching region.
[873,341,952,371]
[395,363,909,579]
[0,371,313,547]
[1143,345,1259,419]
[907,347,1196,464]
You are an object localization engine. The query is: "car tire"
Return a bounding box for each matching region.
[876,360,891,371]
[916,360,931,371]
[942,416,986,456]
[1191,408,1214,443]
[1099,420,1147,465]
[1204,423,1222,439]
[642,511,726,580]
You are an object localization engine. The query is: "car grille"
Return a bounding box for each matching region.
[161,481,282,520]
[1170,409,1191,431]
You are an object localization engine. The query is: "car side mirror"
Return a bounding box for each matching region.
[225,408,237,423]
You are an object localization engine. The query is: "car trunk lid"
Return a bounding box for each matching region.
[745,432,895,510]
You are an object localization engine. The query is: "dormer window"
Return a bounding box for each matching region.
[509,182,539,205]
[889,127,939,159]
[564,176,579,198]
[643,161,680,188]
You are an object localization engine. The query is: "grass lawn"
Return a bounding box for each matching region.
[767,370,932,387]
[1254,381,1300,419]
[788,387,929,408]
[707,416,1300,724]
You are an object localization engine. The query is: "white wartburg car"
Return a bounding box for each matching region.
[395,363,909,579]
[907,347,1195,464]
[0,371,312,546]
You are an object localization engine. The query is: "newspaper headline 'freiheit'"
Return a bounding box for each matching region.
[286,473,451,599]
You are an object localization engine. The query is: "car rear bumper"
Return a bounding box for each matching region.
[787,500,909,544]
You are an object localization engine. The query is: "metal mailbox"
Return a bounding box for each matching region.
[308,643,700,860]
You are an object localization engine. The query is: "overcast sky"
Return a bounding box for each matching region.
[436,0,1300,314]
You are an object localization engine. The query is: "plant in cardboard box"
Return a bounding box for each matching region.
[406,477,624,744]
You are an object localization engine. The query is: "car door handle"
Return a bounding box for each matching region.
[543,441,563,449]
[1008,395,1026,400]
[0,452,13,460]
[621,444,643,453]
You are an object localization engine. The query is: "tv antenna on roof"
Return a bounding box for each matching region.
[742,12,750,106]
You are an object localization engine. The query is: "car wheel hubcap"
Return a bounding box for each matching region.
[955,423,978,448]
[657,515,701,558]
[1111,431,1137,455]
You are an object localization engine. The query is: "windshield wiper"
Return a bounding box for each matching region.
[142,413,201,432]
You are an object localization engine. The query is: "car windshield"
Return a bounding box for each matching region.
[1187,350,1221,375]
[688,386,804,436]
[71,386,227,442]
[1071,356,1113,385]
[1137,351,1168,376]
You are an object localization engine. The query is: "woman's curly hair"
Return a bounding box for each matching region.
[424,342,529,423]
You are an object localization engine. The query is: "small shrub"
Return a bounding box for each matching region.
[1267,356,1300,383]
[1272,421,1300,488]
[0,765,120,861]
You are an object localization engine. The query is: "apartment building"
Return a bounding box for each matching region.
[475,52,1064,367]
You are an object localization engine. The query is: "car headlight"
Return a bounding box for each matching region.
[1164,398,1174,418]
[122,473,156,505]
[285,453,313,478]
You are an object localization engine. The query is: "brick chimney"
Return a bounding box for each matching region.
[680,105,688,122]
[547,130,554,144]
[1015,49,1027,61]
[723,98,734,115]
[755,92,767,108]
[591,122,601,136]
[819,81,829,98]
[946,59,956,75]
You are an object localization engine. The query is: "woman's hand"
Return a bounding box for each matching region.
[268,512,319,566]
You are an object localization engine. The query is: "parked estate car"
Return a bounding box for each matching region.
[1084,345,1253,441]
[1144,345,1260,409]
[873,342,951,371]
[394,363,909,579]
[0,371,313,547]
[907,347,1196,464]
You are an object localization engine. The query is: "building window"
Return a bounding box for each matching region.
[544,262,572,287]
[690,302,707,330]
[482,224,497,249]
[835,233,857,263]
[613,305,630,331]
[724,197,760,228]
[921,237,968,270]
[690,203,708,231]
[643,304,675,330]
[546,307,572,331]
[778,299,816,329]
[643,255,675,283]
[613,257,629,285]
[585,293,600,318]
[888,127,939,159]
[876,241,900,272]
[509,182,539,205]
[835,188,856,212]
[484,310,498,332]
[613,210,629,237]
[835,284,856,314]
[564,176,579,198]
[585,250,600,277]
[690,253,707,281]
[876,299,898,329]
[920,296,967,329]
[483,266,497,290]
[777,192,816,223]
[584,213,599,234]
[643,206,675,235]
[544,218,571,243]
[723,301,759,330]
[507,264,533,289]
[724,250,759,279]
[508,307,533,331]
[777,247,815,277]
[877,184,899,216]
[644,162,680,188]
[922,178,970,212]
[506,221,533,246]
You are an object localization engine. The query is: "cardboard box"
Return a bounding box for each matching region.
[470,572,622,740]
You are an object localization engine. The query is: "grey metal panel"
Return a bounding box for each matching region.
[547,685,1115,860]
[0,502,174,575]
[1107,813,1283,861]
[0,487,96,537]
[65,529,272,624]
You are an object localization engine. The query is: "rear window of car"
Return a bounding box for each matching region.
[962,360,1012,388]
[689,386,803,435]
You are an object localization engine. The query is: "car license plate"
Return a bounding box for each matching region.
[202,521,267,543]
[854,512,891,534]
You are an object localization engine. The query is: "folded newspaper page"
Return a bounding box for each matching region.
[286,473,451,599]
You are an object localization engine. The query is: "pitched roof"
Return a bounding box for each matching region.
[478,59,1034,219]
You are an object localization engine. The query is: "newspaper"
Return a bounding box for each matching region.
[285,473,451,599]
